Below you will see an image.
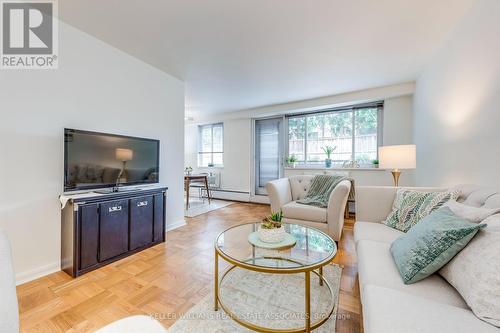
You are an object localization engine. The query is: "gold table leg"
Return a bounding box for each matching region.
[305,270,311,333]
[319,266,323,286]
[185,178,190,210]
[214,249,219,311]
[215,258,335,333]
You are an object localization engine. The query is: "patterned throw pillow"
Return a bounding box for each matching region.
[391,207,485,284]
[384,189,460,232]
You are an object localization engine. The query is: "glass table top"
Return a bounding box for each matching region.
[215,223,337,271]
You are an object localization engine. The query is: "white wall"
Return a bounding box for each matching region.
[194,82,415,123]
[219,119,252,192]
[383,95,413,145]
[185,118,252,192]
[0,21,185,284]
[413,0,500,187]
[185,87,415,194]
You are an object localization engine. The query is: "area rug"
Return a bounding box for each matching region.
[184,197,234,217]
[167,264,342,332]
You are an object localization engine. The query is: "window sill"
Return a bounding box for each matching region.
[284,166,386,171]
[197,166,224,169]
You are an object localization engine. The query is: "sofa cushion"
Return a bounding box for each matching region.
[362,285,499,333]
[384,189,460,232]
[458,186,500,209]
[282,201,326,223]
[354,222,403,244]
[440,215,500,327]
[444,200,500,222]
[357,240,468,308]
[390,207,485,284]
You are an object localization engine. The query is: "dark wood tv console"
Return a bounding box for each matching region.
[61,187,167,277]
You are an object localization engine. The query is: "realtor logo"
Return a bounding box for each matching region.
[1,0,58,69]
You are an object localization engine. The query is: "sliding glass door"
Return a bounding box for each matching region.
[254,117,284,195]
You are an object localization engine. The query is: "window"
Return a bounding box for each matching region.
[198,123,223,167]
[287,104,382,166]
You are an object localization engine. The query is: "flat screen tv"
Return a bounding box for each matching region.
[64,129,160,192]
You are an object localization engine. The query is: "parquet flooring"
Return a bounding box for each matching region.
[17,202,362,332]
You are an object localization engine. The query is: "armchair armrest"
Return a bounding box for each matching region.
[265,178,292,212]
[326,180,351,241]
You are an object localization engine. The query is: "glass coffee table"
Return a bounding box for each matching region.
[214,222,337,333]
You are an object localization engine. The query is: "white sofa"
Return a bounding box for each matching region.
[355,185,500,333]
[266,175,351,241]
[0,229,166,333]
[0,230,19,333]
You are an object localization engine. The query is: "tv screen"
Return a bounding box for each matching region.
[64,129,159,192]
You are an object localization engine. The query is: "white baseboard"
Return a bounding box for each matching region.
[210,189,251,202]
[15,262,60,286]
[167,219,186,232]
[250,195,270,204]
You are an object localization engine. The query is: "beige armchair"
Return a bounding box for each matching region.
[265,175,351,241]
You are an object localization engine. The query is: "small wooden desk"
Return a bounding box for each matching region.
[184,174,211,209]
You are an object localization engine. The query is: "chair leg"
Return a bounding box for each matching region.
[344,202,350,219]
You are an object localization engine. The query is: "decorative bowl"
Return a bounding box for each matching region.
[258,225,286,243]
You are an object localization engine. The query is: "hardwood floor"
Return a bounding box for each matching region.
[17,202,362,332]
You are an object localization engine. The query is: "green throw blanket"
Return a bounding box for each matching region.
[297,175,354,208]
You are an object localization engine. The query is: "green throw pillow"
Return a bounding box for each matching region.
[384,189,460,232]
[390,207,485,284]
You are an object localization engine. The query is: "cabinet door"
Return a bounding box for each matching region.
[153,194,165,243]
[130,195,154,250]
[99,199,129,262]
[80,204,99,270]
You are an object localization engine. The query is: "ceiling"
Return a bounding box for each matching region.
[59,0,476,117]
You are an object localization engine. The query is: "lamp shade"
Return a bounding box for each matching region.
[115,148,133,161]
[379,145,416,170]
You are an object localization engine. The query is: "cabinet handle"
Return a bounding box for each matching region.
[137,201,148,207]
[108,205,122,212]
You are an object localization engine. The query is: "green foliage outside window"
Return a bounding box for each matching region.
[288,107,380,165]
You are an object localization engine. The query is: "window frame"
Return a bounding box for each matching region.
[285,103,383,167]
[197,122,224,167]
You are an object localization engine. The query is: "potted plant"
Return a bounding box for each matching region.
[184,166,193,175]
[371,159,379,168]
[258,211,286,243]
[321,145,336,168]
[286,154,298,168]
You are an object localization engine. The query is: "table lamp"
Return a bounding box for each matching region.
[378,144,416,186]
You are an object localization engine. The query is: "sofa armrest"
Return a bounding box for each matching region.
[265,178,292,212]
[355,186,398,223]
[326,180,351,241]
